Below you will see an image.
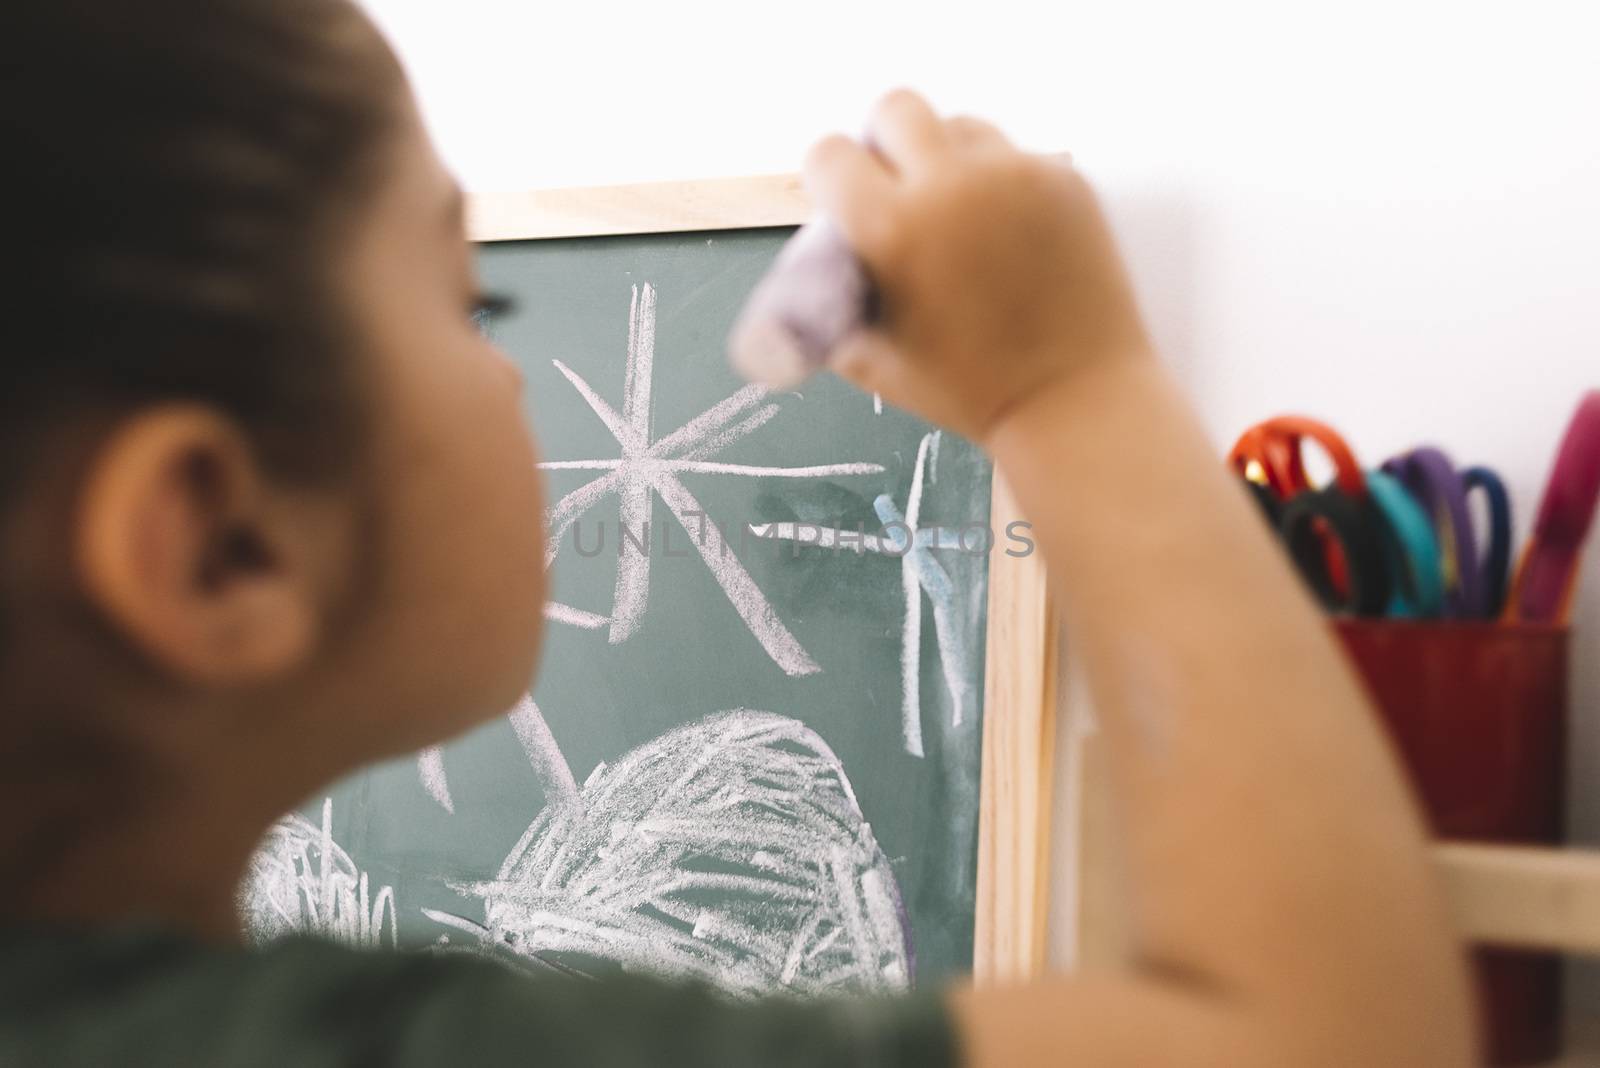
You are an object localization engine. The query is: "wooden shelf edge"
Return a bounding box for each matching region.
[1435,842,1600,954]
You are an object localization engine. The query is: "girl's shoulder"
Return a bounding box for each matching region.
[0,924,957,1068]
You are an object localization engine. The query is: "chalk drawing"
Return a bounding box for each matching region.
[424,706,911,997]
[539,283,884,675]
[416,694,577,815]
[417,747,454,814]
[507,693,579,803]
[239,797,397,949]
[748,432,976,757]
[545,602,607,630]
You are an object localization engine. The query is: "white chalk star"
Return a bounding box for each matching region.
[539,284,884,676]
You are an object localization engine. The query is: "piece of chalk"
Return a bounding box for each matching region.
[728,216,874,388]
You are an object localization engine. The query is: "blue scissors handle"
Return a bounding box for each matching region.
[1462,465,1512,618]
[1364,470,1444,618]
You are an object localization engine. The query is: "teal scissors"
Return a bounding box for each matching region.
[1363,469,1445,618]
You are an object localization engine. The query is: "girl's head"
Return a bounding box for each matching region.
[0,0,546,800]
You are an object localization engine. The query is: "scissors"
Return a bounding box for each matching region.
[1463,465,1512,617]
[1241,478,1284,527]
[1363,469,1445,618]
[1380,447,1511,619]
[1229,415,1365,500]
[1276,478,1394,615]
[1504,391,1600,624]
[1230,415,1366,598]
[1230,416,1395,615]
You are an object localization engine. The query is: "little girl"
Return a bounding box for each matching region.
[0,0,1475,1064]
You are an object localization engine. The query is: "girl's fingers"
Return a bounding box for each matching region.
[831,327,910,401]
[802,133,899,259]
[864,89,948,178]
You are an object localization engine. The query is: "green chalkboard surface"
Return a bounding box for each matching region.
[240,226,996,996]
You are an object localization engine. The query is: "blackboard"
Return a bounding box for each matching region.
[241,182,1055,994]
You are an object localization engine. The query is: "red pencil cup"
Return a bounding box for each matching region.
[1334,619,1568,1067]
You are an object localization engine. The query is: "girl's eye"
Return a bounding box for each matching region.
[471,291,517,326]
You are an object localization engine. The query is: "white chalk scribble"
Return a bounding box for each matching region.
[539,283,884,675]
[749,432,976,757]
[239,797,397,949]
[424,706,911,997]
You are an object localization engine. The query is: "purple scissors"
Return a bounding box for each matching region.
[1380,447,1482,618]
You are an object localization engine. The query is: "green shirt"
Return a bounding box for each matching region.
[0,926,958,1067]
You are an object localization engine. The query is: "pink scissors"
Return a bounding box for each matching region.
[1504,391,1600,625]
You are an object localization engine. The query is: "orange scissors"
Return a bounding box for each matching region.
[1228,415,1367,501]
[1229,416,1377,610]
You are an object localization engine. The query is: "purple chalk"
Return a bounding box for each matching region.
[728,217,875,388]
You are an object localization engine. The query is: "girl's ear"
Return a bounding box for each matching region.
[74,406,324,685]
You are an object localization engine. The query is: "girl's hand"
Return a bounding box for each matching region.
[803,90,1151,443]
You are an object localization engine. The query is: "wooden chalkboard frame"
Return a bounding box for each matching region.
[471,175,1059,985]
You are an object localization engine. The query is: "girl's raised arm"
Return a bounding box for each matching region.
[804,90,1477,1068]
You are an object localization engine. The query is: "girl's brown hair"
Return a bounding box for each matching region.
[0,0,405,500]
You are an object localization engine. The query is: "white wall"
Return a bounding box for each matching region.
[362,0,1600,1049]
